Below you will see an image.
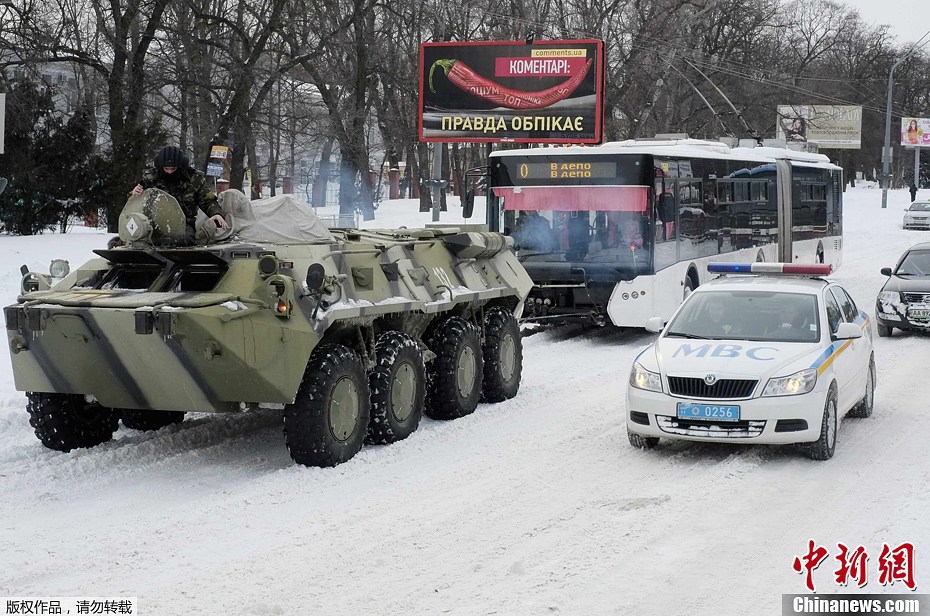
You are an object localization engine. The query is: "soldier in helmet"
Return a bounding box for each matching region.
[131,145,229,242]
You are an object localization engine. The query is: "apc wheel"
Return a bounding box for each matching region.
[121,409,185,431]
[26,393,118,452]
[847,356,875,419]
[481,307,523,403]
[808,388,838,461]
[425,316,483,420]
[877,323,893,337]
[284,344,371,467]
[367,331,425,445]
[628,431,659,449]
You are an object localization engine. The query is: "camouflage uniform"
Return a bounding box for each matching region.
[139,167,222,242]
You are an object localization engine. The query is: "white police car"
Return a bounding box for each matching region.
[626,263,875,460]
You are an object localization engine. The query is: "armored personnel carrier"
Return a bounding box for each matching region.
[6,189,532,467]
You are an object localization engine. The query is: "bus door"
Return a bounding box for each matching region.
[654,177,678,269]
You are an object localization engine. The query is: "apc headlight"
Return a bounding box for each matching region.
[762,368,817,397]
[629,361,663,393]
[49,259,70,279]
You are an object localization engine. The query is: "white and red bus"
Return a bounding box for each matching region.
[477,138,843,327]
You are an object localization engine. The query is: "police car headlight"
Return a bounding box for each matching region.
[762,368,817,397]
[629,361,663,393]
[878,291,899,304]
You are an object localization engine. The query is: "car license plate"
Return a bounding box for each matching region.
[908,308,930,319]
[677,402,740,422]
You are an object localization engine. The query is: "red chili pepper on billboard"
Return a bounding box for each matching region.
[429,58,593,109]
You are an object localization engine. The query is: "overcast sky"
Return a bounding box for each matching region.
[840,0,930,45]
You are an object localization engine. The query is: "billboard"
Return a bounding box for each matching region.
[419,39,604,144]
[901,117,930,147]
[210,145,229,159]
[776,105,862,149]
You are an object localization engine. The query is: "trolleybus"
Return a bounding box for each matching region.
[473,138,843,327]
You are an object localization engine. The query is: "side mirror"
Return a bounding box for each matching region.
[306,263,326,292]
[645,316,665,333]
[833,322,863,340]
[462,189,475,219]
[880,267,892,276]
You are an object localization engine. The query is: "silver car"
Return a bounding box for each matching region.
[903,201,930,229]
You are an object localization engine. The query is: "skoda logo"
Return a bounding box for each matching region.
[704,373,717,386]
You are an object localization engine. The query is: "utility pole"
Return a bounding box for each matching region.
[881,30,930,208]
[880,57,906,209]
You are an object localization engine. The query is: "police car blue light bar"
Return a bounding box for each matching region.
[707,262,832,275]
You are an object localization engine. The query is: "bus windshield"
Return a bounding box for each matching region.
[493,185,652,270]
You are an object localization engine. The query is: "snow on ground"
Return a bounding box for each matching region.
[1,187,928,615]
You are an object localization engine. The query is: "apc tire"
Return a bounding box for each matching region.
[121,409,186,431]
[877,323,892,337]
[628,431,659,449]
[481,307,522,403]
[808,388,838,461]
[26,392,118,452]
[366,331,425,445]
[284,344,371,467]
[847,356,875,419]
[425,316,483,420]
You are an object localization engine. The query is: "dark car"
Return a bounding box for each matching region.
[875,241,930,336]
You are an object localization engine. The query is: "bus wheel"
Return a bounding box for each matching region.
[683,274,697,300]
[816,243,825,263]
[756,250,765,262]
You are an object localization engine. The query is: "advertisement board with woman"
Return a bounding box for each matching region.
[902,117,930,146]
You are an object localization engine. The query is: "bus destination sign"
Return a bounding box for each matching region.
[518,161,618,180]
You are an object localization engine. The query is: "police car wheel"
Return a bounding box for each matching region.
[628,431,659,449]
[808,388,838,461]
[847,357,875,419]
[876,323,892,337]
